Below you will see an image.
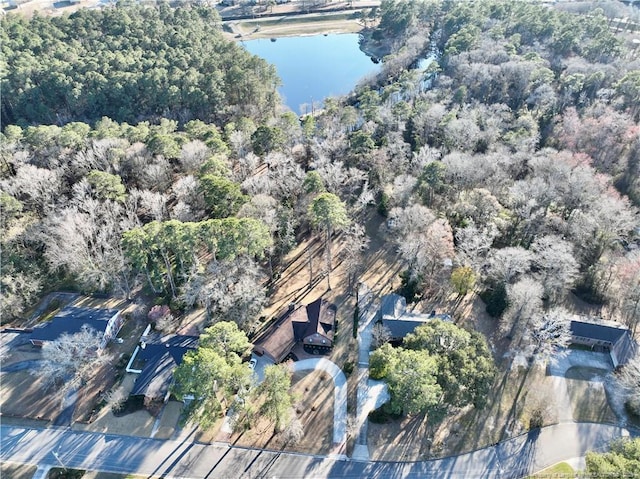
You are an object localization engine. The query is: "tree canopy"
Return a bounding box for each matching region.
[404,320,496,408]
[172,321,253,428]
[1,4,280,127]
[585,438,640,477]
[370,320,495,416]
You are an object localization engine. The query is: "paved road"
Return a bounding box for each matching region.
[291,358,347,447]
[1,423,635,479]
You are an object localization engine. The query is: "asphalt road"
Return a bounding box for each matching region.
[1,422,635,479]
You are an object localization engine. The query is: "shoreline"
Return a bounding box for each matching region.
[222,11,365,41]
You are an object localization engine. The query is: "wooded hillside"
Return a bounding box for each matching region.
[1,5,280,127]
[1,0,638,345]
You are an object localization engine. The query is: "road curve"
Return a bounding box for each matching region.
[1,422,635,479]
[291,357,347,446]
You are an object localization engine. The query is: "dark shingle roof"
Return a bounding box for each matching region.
[295,298,336,342]
[570,320,628,344]
[30,306,119,343]
[570,320,637,366]
[382,318,429,340]
[254,298,336,363]
[379,294,407,320]
[131,334,198,399]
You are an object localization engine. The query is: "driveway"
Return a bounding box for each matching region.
[291,358,347,448]
[548,349,613,377]
[548,349,628,427]
[250,352,274,383]
[0,330,33,362]
[353,282,389,462]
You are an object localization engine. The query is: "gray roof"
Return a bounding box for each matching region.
[571,320,627,343]
[30,306,119,343]
[131,335,198,399]
[570,320,637,366]
[379,294,452,340]
[382,318,429,340]
[379,294,407,320]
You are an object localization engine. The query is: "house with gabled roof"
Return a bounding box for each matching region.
[30,306,123,349]
[378,293,451,342]
[253,297,337,363]
[570,319,637,368]
[128,333,198,402]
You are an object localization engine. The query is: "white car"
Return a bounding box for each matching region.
[249,358,257,370]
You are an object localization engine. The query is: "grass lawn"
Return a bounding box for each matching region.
[369,359,561,460]
[566,380,617,424]
[528,462,576,478]
[223,9,365,39]
[208,369,334,455]
[1,462,37,479]
[0,369,63,422]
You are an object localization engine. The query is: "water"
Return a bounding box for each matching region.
[242,34,380,115]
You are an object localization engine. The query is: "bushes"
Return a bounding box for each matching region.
[479,283,508,318]
[353,305,359,339]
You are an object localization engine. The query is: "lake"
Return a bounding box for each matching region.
[242,33,380,115]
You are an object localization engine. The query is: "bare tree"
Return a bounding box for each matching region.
[104,387,128,413]
[616,353,640,416]
[451,188,503,227]
[608,252,640,335]
[179,140,210,173]
[35,325,112,394]
[279,413,304,445]
[529,308,572,359]
[502,277,544,341]
[339,223,370,295]
[485,247,533,286]
[3,164,62,216]
[180,257,266,332]
[42,198,135,296]
[390,205,454,295]
[455,221,499,270]
[531,235,580,303]
[372,322,393,349]
[0,266,43,321]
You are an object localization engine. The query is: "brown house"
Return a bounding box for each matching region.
[253,298,337,363]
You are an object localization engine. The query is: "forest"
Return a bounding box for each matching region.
[1,0,639,452]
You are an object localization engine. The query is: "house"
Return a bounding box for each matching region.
[378,293,451,342]
[253,298,337,363]
[128,334,198,402]
[570,320,637,368]
[30,306,123,349]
